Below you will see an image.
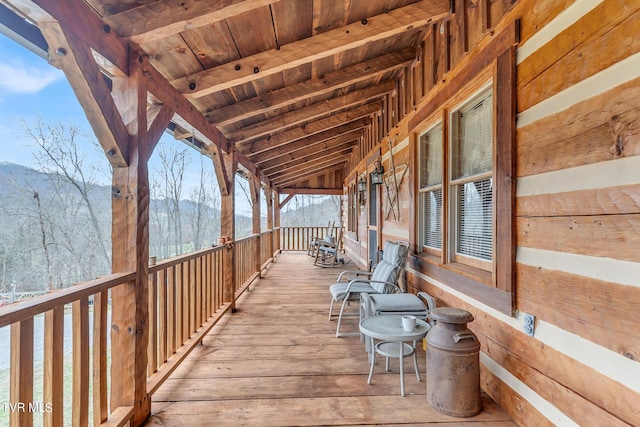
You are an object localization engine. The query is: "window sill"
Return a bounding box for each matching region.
[409,253,512,315]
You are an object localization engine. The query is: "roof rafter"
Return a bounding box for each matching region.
[259,131,361,173]
[108,0,279,45]
[242,103,380,157]
[251,119,369,165]
[225,80,395,144]
[263,144,355,176]
[173,0,449,98]
[206,48,416,126]
[274,163,346,188]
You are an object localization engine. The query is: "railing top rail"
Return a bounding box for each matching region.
[0,271,136,328]
[150,245,225,273]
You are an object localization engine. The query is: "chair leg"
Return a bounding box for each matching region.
[335,296,349,337]
[328,297,336,320]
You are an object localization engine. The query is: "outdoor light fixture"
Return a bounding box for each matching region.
[370,160,384,185]
[357,175,367,193]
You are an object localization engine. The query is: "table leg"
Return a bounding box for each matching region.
[367,343,376,385]
[399,349,405,397]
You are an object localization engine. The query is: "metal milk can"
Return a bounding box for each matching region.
[426,307,481,417]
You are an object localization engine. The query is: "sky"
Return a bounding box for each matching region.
[0,35,259,214]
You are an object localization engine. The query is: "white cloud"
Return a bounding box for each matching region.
[0,61,64,94]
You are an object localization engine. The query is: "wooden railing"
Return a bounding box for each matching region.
[0,272,136,427]
[0,231,280,427]
[146,246,228,395]
[279,226,332,251]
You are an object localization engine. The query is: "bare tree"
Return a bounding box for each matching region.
[157,143,189,255]
[24,119,111,268]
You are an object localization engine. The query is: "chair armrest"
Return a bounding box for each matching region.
[344,279,402,294]
[337,270,372,281]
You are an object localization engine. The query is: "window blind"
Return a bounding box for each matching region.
[457,179,492,260]
[419,123,443,189]
[452,89,493,181]
[421,188,442,249]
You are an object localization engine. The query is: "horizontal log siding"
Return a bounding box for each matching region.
[344,0,640,425]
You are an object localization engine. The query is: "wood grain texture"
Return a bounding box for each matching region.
[516,214,640,263]
[172,1,449,98]
[517,76,640,177]
[146,253,515,426]
[518,1,640,112]
[412,273,640,426]
[517,263,640,362]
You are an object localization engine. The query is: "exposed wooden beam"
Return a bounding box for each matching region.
[242,103,380,157]
[278,193,295,208]
[211,144,238,197]
[259,131,360,173]
[42,21,129,167]
[173,1,449,98]
[207,49,416,126]
[264,144,354,177]
[251,119,369,165]
[271,157,347,184]
[9,0,128,74]
[146,104,174,155]
[225,80,395,144]
[143,58,229,153]
[278,188,343,195]
[274,163,346,188]
[108,0,279,45]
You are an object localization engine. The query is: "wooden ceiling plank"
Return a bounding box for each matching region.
[251,119,369,164]
[9,0,128,74]
[259,131,361,172]
[109,0,280,45]
[278,188,343,195]
[272,159,346,186]
[274,163,347,188]
[174,1,449,98]
[242,103,380,157]
[207,49,415,126]
[226,80,395,143]
[269,156,347,180]
[265,144,354,176]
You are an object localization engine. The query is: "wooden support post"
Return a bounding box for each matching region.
[266,188,274,258]
[250,175,261,275]
[212,145,238,308]
[274,191,282,253]
[109,50,173,427]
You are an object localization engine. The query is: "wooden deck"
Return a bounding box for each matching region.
[146,253,516,426]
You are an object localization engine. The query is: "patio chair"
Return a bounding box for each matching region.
[328,241,409,337]
[314,227,343,267]
[308,221,335,257]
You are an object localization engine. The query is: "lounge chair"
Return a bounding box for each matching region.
[328,241,409,337]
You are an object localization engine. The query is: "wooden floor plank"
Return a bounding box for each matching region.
[146,253,516,426]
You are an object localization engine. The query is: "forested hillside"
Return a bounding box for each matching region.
[0,162,341,294]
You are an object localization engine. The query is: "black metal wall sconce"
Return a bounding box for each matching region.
[370,160,384,185]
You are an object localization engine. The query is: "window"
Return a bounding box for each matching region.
[410,43,515,315]
[450,86,493,267]
[418,122,443,252]
[417,85,494,272]
[347,183,357,232]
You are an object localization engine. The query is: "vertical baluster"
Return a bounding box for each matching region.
[158,268,167,364]
[44,306,63,427]
[92,292,108,426]
[182,261,190,341]
[167,265,176,356]
[148,267,157,375]
[189,258,196,335]
[11,318,34,427]
[175,263,183,347]
[72,297,89,427]
[197,255,203,326]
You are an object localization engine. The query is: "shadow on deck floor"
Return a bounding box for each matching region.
[145,252,516,427]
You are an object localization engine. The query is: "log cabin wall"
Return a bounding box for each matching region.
[342,0,640,425]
